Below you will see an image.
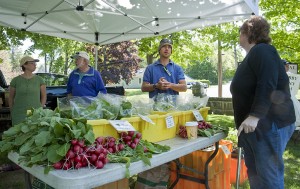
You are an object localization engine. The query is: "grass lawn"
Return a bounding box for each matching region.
[0,114,299,189]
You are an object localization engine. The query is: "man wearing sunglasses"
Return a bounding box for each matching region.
[141,38,187,98]
[67,51,107,97]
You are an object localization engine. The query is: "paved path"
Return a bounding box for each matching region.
[206,82,232,98]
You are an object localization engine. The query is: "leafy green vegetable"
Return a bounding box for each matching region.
[0,107,95,171]
[107,139,170,178]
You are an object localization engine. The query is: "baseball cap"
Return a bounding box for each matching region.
[282,59,290,65]
[158,38,173,51]
[71,51,90,61]
[20,56,39,66]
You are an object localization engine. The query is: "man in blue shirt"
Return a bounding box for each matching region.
[67,51,107,97]
[141,38,187,98]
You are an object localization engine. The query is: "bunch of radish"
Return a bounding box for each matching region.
[198,121,212,129]
[53,131,144,170]
[119,131,142,150]
[178,125,188,138]
[53,138,109,170]
[178,121,213,139]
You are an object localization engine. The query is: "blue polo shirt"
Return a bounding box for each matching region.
[67,66,107,97]
[143,60,185,98]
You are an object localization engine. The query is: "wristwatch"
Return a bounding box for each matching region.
[153,83,158,90]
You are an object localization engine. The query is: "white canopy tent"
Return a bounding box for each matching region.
[0,0,259,45]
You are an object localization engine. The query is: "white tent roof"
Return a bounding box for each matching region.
[0,0,259,45]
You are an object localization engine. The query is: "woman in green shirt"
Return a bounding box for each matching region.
[9,56,46,126]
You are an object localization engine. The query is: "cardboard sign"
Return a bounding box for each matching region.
[287,72,300,96]
[193,110,204,121]
[288,63,298,74]
[109,120,136,132]
[165,115,175,128]
[138,114,155,125]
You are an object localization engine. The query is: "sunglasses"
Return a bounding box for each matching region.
[160,38,173,45]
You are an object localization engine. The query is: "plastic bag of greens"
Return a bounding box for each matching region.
[69,96,102,120]
[176,94,209,111]
[130,96,154,116]
[96,93,122,120]
[152,94,177,112]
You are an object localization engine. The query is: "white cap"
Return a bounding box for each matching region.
[20,56,39,66]
[71,51,90,61]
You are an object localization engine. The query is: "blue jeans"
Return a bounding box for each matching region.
[238,123,295,189]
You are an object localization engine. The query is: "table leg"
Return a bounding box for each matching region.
[24,171,32,189]
[169,141,220,189]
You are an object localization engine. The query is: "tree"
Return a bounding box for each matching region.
[186,58,218,85]
[28,33,85,74]
[138,31,214,69]
[92,41,141,85]
[260,0,300,65]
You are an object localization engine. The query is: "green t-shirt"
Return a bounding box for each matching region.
[10,75,45,125]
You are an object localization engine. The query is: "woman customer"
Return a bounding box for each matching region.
[230,16,295,189]
[9,56,46,126]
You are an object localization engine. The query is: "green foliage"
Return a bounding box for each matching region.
[107,139,170,178]
[0,108,95,171]
[260,0,300,66]
[186,58,218,85]
[138,31,214,68]
[0,26,27,50]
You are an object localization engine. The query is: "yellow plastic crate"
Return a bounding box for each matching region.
[138,112,179,142]
[176,107,210,132]
[87,119,119,138]
[200,107,210,121]
[88,117,140,139]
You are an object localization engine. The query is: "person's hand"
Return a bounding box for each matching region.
[237,115,259,136]
[158,77,172,90]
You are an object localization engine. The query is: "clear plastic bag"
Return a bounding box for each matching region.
[153,94,177,112]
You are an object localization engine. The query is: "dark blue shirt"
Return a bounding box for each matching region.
[143,60,185,98]
[230,43,295,131]
[67,66,107,97]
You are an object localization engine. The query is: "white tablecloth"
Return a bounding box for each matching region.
[8,133,226,189]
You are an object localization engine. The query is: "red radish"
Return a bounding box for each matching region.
[107,137,116,143]
[135,132,142,139]
[94,147,102,155]
[90,154,98,162]
[118,143,125,151]
[66,149,75,159]
[133,138,140,144]
[62,162,71,170]
[96,137,105,144]
[120,132,127,138]
[103,158,109,164]
[73,145,81,153]
[130,143,136,149]
[98,153,105,160]
[126,141,132,146]
[53,161,63,169]
[108,141,115,148]
[74,155,82,163]
[71,139,78,145]
[78,140,85,147]
[95,160,104,169]
[128,131,135,137]
[107,147,114,153]
[144,147,148,153]
[125,135,132,142]
[102,148,108,155]
[75,162,83,169]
